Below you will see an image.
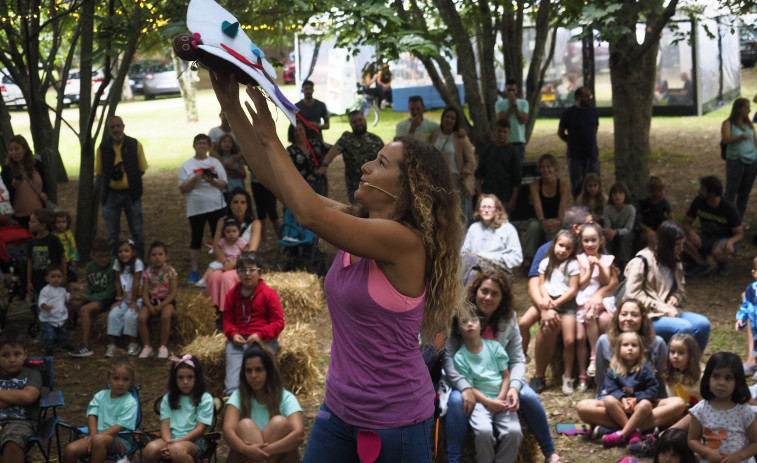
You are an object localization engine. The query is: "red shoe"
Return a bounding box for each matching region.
[603,431,626,447]
[627,430,642,445]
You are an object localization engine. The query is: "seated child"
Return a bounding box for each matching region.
[737,257,757,376]
[222,252,284,396]
[453,312,521,463]
[106,239,144,358]
[38,264,72,355]
[636,176,674,247]
[26,209,66,301]
[138,241,178,359]
[603,182,636,271]
[576,173,605,225]
[53,211,79,288]
[0,331,42,463]
[143,355,214,463]
[62,352,139,463]
[68,238,116,358]
[196,218,247,288]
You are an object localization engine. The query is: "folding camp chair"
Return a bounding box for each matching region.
[19,356,65,463]
[136,395,223,463]
[275,209,325,273]
[58,385,142,462]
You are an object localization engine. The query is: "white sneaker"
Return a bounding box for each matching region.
[562,375,575,395]
[194,279,207,288]
[105,344,116,358]
[127,343,140,356]
[138,346,153,359]
[158,346,169,359]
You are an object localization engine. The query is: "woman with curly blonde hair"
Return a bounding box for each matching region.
[460,194,522,284]
[211,71,463,462]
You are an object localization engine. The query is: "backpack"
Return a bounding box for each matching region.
[614,254,648,303]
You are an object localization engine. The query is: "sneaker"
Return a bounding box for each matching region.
[562,375,575,395]
[138,346,154,358]
[529,376,546,394]
[628,432,658,457]
[627,430,642,445]
[187,270,200,284]
[105,344,116,358]
[69,344,93,357]
[194,278,207,288]
[603,431,627,447]
[686,263,711,278]
[158,346,169,359]
[718,262,729,276]
[576,376,589,393]
[592,425,618,441]
[127,343,140,356]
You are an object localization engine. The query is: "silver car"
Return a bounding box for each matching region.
[142,62,182,100]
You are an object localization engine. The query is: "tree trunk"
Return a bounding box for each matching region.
[172,49,199,122]
[609,38,658,200]
[74,0,99,260]
[0,99,12,164]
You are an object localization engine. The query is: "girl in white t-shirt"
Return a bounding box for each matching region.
[143,355,215,463]
[575,222,617,392]
[224,343,304,463]
[537,229,580,395]
[106,239,144,358]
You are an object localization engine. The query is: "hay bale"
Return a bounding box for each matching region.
[265,271,324,324]
[277,322,322,397]
[90,288,217,349]
[183,332,226,395]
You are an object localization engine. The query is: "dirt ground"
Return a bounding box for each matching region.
[13,80,757,463]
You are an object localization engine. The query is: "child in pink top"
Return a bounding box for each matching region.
[196,219,247,288]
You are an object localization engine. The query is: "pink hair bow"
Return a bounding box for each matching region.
[170,354,195,368]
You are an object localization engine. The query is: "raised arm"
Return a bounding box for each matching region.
[210,72,424,270]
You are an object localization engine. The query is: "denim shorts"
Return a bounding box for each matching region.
[302,402,434,463]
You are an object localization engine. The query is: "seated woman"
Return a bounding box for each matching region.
[444,270,562,463]
[522,154,569,269]
[1,135,48,229]
[224,343,304,463]
[460,194,522,284]
[624,220,710,353]
[205,187,262,311]
[576,299,686,434]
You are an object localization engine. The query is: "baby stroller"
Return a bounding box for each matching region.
[0,216,38,335]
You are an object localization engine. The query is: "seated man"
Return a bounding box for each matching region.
[683,175,743,276]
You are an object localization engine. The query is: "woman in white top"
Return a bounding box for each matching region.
[178,134,228,284]
[460,194,522,284]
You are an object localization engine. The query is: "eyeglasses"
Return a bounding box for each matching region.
[237,268,261,274]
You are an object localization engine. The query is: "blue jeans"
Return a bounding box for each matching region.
[652,311,710,353]
[303,402,433,463]
[511,142,526,164]
[40,322,69,352]
[102,190,145,260]
[445,385,555,462]
[568,155,600,198]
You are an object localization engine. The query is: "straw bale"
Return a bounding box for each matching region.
[277,322,322,397]
[90,288,216,349]
[265,271,324,324]
[183,332,226,395]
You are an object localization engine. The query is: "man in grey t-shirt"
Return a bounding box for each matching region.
[395,95,439,143]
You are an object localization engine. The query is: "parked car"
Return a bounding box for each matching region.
[64,68,112,105]
[283,52,296,84]
[0,71,25,109]
[128,60,159,94]
[142,62,181,100]
[741,25,757,68]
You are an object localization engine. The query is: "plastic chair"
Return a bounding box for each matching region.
[274,209,325,273]
[137,395,223,463]
[58,385,142,462]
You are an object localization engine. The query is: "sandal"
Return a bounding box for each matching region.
[587,357,596,377]
[577,375,590,393]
